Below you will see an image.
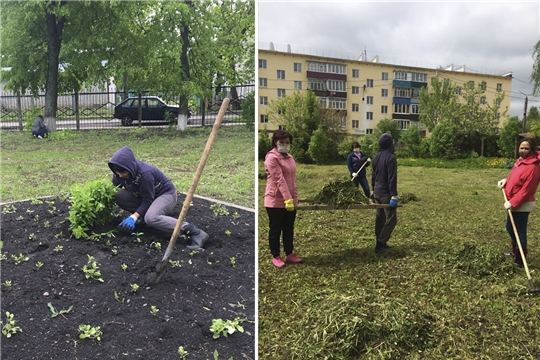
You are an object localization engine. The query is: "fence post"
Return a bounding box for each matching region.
[74,89,80,130]
[201,98,206,127]
[138,92,142,128]
[16,91,23,131]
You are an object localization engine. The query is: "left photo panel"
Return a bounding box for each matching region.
[0,1,256,359]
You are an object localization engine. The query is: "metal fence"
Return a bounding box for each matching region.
[0,84,254,130]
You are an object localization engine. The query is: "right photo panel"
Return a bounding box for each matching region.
[257,1,540,359]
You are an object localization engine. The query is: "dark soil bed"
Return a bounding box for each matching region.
[1,194,255,360]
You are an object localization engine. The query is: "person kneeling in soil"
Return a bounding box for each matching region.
[371,133,398,254]
[32,114,48,139]
[497,138,540,267]
[108,147,208,250]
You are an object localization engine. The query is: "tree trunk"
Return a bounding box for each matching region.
[176,0,192,131]
[44,1,67,132]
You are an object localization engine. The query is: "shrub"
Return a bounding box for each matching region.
[242,91,255,131]
[337,138,355,160]
[68,179,117,239]
[307,126,332,164]
[258,129,272,160]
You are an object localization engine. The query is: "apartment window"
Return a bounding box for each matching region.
[340,116,347,128]
[394,87,411,98]
[277,89,286,98]
[394,70,407,80]
[278,125,286,130]
[366,96,373,105]
[328,64,346,74]
[382,72,388,81]
[411,104,420,114]
[277,70,285,79]
[397,120,410,130]
[394,104,409,113]
[260,96,268,105]
[411,72,427,82]
[381,105,388,114]
[260,115,268,124]
[480,96,486,105]
[381,89,388,97]
[352,103,359,112]
[294,81,302,90]
[497,83,502,91]
[366,128,373,135]
[329,98,346,110]
[352,69,360,78]
[294,63,302,72]
[352,120,360,129]
[352,86,360,94]
[455,87,462,95]
[496,99,501,106]
[480,81,487,90]
[308,78,327,91]
[328,80,346,92]
[366,112,373,120]
[259,78,267,87]
[259,59,267,69]
[366,79,374,88]
[319,97,328,107]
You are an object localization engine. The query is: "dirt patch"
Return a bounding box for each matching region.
[1,194,255,359]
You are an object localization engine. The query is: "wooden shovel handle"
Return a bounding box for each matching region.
[160,98,230,263]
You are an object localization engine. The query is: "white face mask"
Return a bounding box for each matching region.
[353,148,360,153]
[278,145,290,153]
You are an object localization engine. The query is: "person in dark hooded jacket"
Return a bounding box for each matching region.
[108,147,208,250]
[371,133,398,253]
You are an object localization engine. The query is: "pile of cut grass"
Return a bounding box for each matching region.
[310,178,369,205]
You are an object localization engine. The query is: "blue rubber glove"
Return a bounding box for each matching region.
[119,215,137,232]
[389,197,398,208]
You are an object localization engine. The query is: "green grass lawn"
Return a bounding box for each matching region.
[258,162,540,359]
[0,127,255,208]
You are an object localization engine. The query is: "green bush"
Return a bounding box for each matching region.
[25,106,42,132]
[68,179,117,239]
[242,91,255,131]
[307,127,332,164]
[337,138,355,160]
[258,129,272,160]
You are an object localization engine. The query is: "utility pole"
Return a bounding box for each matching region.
[520,91,530,134]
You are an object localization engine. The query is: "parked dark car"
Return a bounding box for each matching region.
[113,96,190,126]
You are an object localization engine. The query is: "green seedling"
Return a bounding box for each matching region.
[2,280,12,287]
[1,312,22,338]
[28,233,36,241]
[213,350,233,360]
[2,204,17,214]
[178,346,188,359]
[225,230,231,236]
[106,240,111,246]
[114,291,125,304]
[150,241,162,251]
[34,214,39,222]
[130,283,139,293]
[31,198,43,205]
[0,252,7,261]
[111,249,118,255]
[79,324,102,341]
[209,318,245,339]
[54,245,63,252]
[44,221,50,228]
[210,203,229,216]
[26,209,34,214]
[35,261,43,270]
[169,259,182,268]
[16,215,23,220]
[82,255,104,282]
[54,232,64,239]
[189,250,198,257]
[232,212,240,219]
[47,302,73,318]
[236,301,245,309]
[230,257,236,267]
[11,253,29,265]
[121,263,128,271]
[132,232,144,243]
[150,305,159,316]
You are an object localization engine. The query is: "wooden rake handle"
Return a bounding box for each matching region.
[160,98,230,265]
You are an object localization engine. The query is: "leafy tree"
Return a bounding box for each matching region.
[268,90,342,163]
[258,129,272,160]
[418,77,460,132]
[337,138,356,160]
[532,40,540,96]
[400,123,423,157]
[373,118,400,142]
[308,126,332,165]
[429,121,460,159]
[498,116,521,158]
[526,106,540,129]
[241,91,255,131]
[360,135,376,158]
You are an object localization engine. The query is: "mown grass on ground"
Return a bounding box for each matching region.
[0,127,255,208]
[258,162,540,359]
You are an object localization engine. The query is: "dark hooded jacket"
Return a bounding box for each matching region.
[371,133,397,197]
[108,147,176,217]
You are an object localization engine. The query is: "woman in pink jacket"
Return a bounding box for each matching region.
[497,138,540,267]
[264,130,301,268]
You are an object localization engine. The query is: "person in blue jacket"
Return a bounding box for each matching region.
[108,147,208,250]
[347,141,371,198]
[371,133,398,254]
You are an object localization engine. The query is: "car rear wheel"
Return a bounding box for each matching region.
[121,115,133,126]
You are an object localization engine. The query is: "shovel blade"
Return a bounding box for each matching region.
[145,260,168,284]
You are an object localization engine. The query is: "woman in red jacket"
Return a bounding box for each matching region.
[264,130,301,268]
[497,138,540,267]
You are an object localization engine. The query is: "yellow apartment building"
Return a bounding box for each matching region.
[258,47,513,137]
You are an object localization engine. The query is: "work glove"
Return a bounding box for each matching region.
[366,158,371,165]
[119,215,137,232]
[497,179,507,189]
[284,199,295,212]
[351,172,357,178]
[504,201,512,210]
[389,196,398,208]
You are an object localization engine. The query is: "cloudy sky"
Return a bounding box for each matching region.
[257,1,539,118]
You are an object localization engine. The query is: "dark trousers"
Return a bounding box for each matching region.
[374,195,397,244]
[506,212,529,255]
[266,207,296,257]
[353,176,371,198]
